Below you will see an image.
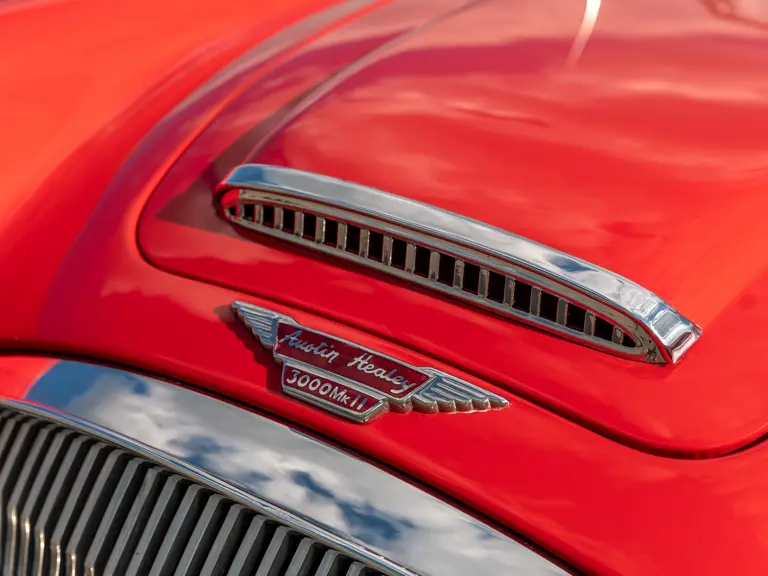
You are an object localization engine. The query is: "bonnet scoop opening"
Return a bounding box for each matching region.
[217,164,701,365]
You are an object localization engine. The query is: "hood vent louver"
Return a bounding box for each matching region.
[217,165,701,365]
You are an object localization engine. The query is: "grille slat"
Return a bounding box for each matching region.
[452,259,464,289]
[336,222,347,251]
[585,311,597,336]
[359,230,370,259]
[4,425,55,574]
[315,217,326,244]
[148,484,207,575]
[0,409,387,576]
[84,458,150,575]
[404,243,416,273]
[0,418,46,564]
[346,562,368,576]
[174,495,228,576]
[17,429,76,576]
[125,475,189,576]
[199,505,249,576]
[530,287,542,316]
[103,467,167,576]
[427,251,440,281]
[226,516,271,576]
[294,212,305,239]
[284,538,323,576]
[274,207,284,231]
[316,549,351,576]
[478,268,490,298]
[226,198,642,355]
[33,436,94,576]
[381,236,393,266]
[66,450,132,576]
[503,277,515,306]
[556,299,568,326]
[254,525,297,576]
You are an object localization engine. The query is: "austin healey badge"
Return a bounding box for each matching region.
[232,301,509,423]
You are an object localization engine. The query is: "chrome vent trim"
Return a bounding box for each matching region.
[0,408,385,576]
[218,164,701,365]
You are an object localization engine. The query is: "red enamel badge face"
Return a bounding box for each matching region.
[275,322,430,401]
[233,301,508,423]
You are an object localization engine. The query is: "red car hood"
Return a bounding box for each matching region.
[3,0,768,574]
[135,0,768,456]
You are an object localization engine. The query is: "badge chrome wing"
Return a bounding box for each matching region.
[233,301,283,347]
[232,301,509,423]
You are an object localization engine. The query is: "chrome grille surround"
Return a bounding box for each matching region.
[3,360,568,576]
[218,164,701,365]
[0,410,384,576]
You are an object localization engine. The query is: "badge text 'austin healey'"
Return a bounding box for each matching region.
[232,301,509,423]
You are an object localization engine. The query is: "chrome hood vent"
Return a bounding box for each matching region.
[218,165,701,365]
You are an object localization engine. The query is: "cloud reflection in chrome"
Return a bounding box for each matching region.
[28,362,566,575]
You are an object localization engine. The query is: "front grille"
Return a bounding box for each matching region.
[0,409,383,576]
[223,199,637,351]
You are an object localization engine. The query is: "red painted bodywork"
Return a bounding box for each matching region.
[2,0,768,574]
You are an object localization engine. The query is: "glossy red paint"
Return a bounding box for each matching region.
[2,0,768,575]
[0,357,57,399]
[0,0,354,341]
[138,0,768,456]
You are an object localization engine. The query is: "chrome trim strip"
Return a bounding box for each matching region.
[9,361,566,576]
[382,236,393,266]
[504,277,515,307]
[218,164,701,364]
[360,229,370,259]
[453,260,464,289]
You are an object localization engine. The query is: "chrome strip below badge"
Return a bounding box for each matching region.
[232,301,509,423]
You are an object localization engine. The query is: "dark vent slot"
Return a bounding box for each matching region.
[282,209,295,233]
[487,272,505,303]
[391,238,407,269]
[242,204,255,221]
[414,246,431,277]
[621,333,635,348]
[368,232,383,262]
[539,292,559,322]
[566,305,587,332]
[594,317,615,341]
[227,206,237,218]
[462,263,480,294]
[438,255,455,285]
[324,220,338,246]
[346,225,361,254]
[302,213,317,240]
[262,206,275,228]
[512,282,533,312]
